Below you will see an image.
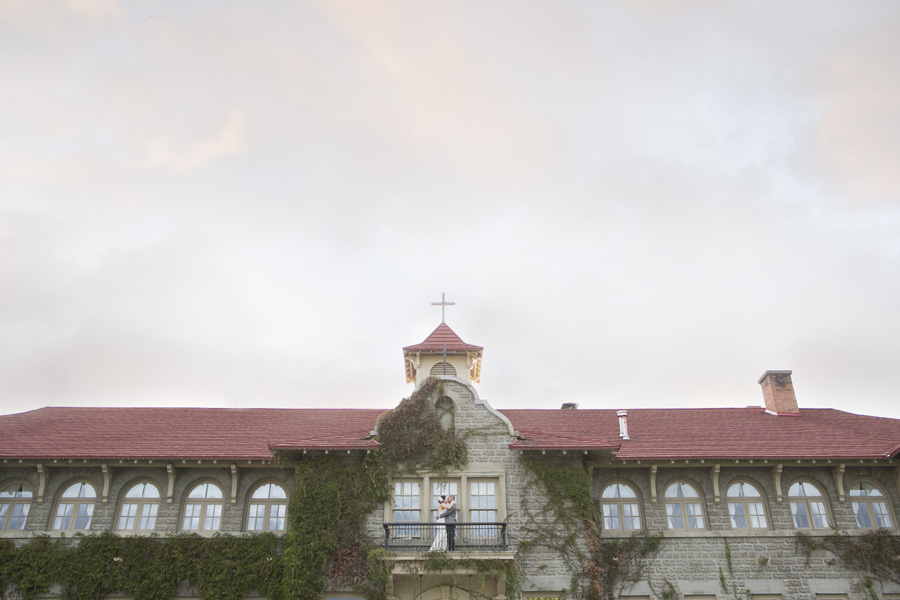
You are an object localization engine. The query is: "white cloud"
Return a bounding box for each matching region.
[145,110,249,173]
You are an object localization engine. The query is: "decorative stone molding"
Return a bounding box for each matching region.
[166,464,175,503]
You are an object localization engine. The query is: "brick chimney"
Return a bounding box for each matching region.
[758,370,799,415]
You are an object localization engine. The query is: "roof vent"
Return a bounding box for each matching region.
[758,370,799,415]
[617,410,630,440]
[561,402,578,410]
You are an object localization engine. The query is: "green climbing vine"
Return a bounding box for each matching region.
[0,533,285,600]
[281,455,389,600]
[520,455,662,600]
[376,377,467,474]
[796,529,900,597]
[0,376,541,600]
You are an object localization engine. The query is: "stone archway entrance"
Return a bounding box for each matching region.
[415,583,475,600]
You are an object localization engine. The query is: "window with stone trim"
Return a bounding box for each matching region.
[726,480,768,530]
[116,481,160,533]
[431,479,459,521]
[788,480,830,529]
[664,481,705,530]
[600,481,642,532]
[0,480,32,532]
[390,474,503,531]
[181,481,224,533]
[469,478,498,538]
[849,480,893,529]
[393,480,421,536]
[52,481,96,532]
[246,481,288,532]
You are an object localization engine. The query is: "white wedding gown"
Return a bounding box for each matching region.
[429,516,447,551]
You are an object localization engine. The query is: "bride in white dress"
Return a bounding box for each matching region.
[429,496,451,551]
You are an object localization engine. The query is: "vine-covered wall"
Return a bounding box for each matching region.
[2,376,900,600]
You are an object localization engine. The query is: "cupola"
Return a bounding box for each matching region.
[402,322,483,386]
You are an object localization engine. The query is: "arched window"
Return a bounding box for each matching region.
[182,482,224,532]
[0,481,33,531]
[247,482,288,532]
[53,481,96,531]
[726,481,768,530]
[117,481,161,533]
[788,481,830,529]
[600,482,641,532]
[435,397,454,431]
[849,481,893,529]
[664,481,705,530]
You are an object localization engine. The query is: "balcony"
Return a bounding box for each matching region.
[382,522,508,551]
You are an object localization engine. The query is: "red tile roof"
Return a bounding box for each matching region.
[502,408,900,460]
[402,323,483,353]
[0,407,382,461]
[1,406,898,462]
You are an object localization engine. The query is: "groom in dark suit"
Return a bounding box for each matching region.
[439,495,457,550]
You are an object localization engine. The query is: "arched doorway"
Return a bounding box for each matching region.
[415,584,475,600]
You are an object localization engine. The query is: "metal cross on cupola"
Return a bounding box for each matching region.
[402,300,484,387]
[431,292,455,323]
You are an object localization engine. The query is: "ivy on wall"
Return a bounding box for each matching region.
[520,456,662,600]
[376,377,467,474]
[0,532,285,600]
[797,529,900,598]
[0,377,474,600]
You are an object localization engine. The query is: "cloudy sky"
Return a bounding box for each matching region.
[2,1,899,419]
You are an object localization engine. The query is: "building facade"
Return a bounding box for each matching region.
[1,322,899,600]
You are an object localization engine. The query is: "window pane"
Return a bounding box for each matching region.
[140,504,158,530]
[247,504,264,531]
[853,502,872,528]
[748,502,767,529]
[252,483,287,499]
[850,482,882,497]
[728,502,746,529]
[666,482,699,498]
[9,503,29,529]
[431,481,457,520]
[205,504,222,531]
[666,503,683,529]
[686,503,704,528]
[269,504,286,531]
[54,503,73,529]
[75,503,94,529]
[126,483,160,499]
[810,502,829,528]
[728,482,761,498]
[1,483,32,498]
[119,503,138,530]
[790,502,810,528]
[873,502,892,528]
[603,503,620,530]
[62,482,96,499]
[183,503,201,530]
[623,503,640,530]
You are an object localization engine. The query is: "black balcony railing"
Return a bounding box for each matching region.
[382,522,507,551]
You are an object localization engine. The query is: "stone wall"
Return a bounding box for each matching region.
[3,379,899,600]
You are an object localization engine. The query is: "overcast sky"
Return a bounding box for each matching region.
[1,1,899,420]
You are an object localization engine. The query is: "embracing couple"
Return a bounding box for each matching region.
[429,494,457,551]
